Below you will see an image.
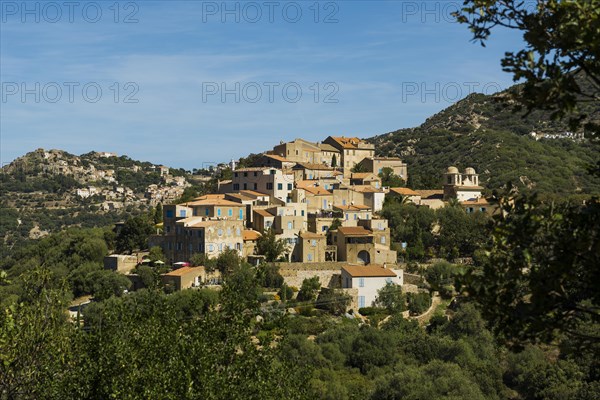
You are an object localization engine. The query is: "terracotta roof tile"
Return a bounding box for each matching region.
[337,226,372,236]
[243,230,262,241]
[389,187,420,196]
[299,231,325,239]
[164,266,204,277]
[254,209,275,217]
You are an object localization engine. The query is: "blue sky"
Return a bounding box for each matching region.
[1,0,523,169]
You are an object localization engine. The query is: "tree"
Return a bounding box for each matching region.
[454,0,600,138]
[190,252,217,273]
[278,283,294,302]
[463,195,600,347]
[331,154,337,168]
[153,203,163,224]
[375,282,406,313]
[351,163,366,173]
[424,260,456,297]
[257,264,284,289]
[297,276,321,303]
[328,218,342,232]
[371,360,487,400]
[378,167,404,187]
[256,228,287,262]
[316,288,351,315]
[0,268,75,399]
[136,265,160,290]
[148,246,165,263]
[454,0,600,349]
[216,248,242,275]
[87,270,131,301]
[115,216,154,254]
[407,292,431,316]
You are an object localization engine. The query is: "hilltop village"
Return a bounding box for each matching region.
[104,136,491,310]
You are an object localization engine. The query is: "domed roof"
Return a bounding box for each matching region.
[465,167,476,174]
[447,166,459,174]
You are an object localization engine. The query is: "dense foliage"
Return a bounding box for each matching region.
[380,200,491,261]
[370,94,600,195]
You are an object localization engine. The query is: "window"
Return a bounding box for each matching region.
[322,226,327,232]
[287,183,292,190]
[234,172,238,178]
[253,172,257,176]
[359,278,365,287]
[205,208,209,216]
[236,228,241,236]
[166,210,174,218]
[342,199,347,206]
[243,183,247,190]
[198,243,204,252]
[243,172,248,177]
[233,183,240,190]
[218,229,223,236]
[311,239,317,247]
[189,244,193,251]
[480,207,487,212]
[301,210,305,216]
[354,213,357,220]
[386,277,393,284]
[253,183,257,190]
[277,183,283,190]
[208,244,214,252]
[287,222,293,230]
[358,296,365,308]
[270,169,276,175]
[239,209,244,220]
[166,226,170,233]
[217,208,221,216]
[228,208,233,216]
[236,243,242,251]
[307,254,313,261]
[381,236,386,244]
[266,183,273,190]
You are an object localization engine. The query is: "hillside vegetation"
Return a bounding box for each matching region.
[370,90,600,196]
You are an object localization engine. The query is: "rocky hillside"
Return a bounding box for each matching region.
[0,149,202,250]
[370,89,600,196]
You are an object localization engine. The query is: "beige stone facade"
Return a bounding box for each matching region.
[323,136,375,175]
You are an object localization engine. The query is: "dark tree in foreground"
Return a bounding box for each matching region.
[115,216,154,254]
[455,0,600,137]
[463,196,600,347]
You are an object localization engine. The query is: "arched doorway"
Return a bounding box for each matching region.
[357,250,370,265]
